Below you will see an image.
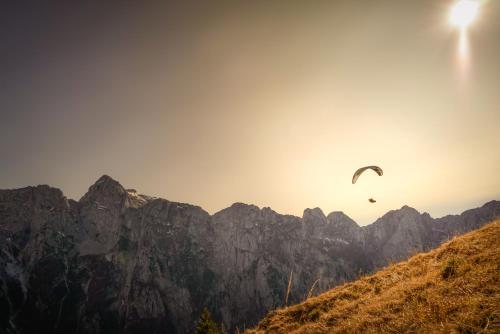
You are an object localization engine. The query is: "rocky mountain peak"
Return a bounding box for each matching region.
[375,205,421,225]
[482,200,500,209]
[400,204,419,212]
[82,175,125,199]
[229,202,260,211]
[76,175,130,255]
[323,211,363,244]
[327,211,359,228]
[302,207,326,223]
[80,175,127,203]
[213,202,260,220]
[302,208,328,238]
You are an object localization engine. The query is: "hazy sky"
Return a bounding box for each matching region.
[1,1,499,225]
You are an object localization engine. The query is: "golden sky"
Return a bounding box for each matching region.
[1,1,499,224]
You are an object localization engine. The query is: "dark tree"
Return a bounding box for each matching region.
[193,308,221,334]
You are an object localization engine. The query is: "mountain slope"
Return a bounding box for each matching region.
[247,219,500,334]
[0,176,499,333]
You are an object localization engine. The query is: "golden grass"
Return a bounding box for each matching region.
[247,220,500,334]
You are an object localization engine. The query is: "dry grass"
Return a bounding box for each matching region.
[247,220,500,334]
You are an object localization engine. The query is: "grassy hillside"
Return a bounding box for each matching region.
[247,220,500,334]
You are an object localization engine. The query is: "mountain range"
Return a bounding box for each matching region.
[1,175,499,333]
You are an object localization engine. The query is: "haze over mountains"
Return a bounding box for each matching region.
[1,175,499,333]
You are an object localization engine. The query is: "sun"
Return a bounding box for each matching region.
[450,0,480,28]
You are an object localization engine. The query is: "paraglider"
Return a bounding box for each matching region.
[352,165,383,203]
[352,166,383,184]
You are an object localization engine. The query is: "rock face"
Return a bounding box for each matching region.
[1,176,499,333]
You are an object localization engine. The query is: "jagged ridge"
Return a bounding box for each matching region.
[0,175,499,333]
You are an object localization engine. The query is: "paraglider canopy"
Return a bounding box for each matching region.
[352,165,383,204]
[352,166,383,184]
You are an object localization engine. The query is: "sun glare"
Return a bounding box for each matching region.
[450,0,480,28]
